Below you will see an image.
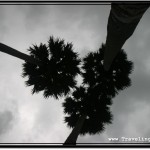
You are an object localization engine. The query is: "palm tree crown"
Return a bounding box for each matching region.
[22,36,81,99]
[63,43,133,137]
[82,44,133,98]
[63,86,113,135]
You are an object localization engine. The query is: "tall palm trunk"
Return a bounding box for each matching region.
[63,113,87,145]
[0,43,41,66]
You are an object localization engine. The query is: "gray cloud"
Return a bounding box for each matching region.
[21,5,110,52]
[0,111,14,135]
[0,6,8,41]
[22,5,53,31]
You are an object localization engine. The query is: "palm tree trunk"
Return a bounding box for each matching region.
[0,43,41,66]
[103,4,149,71]
[63,113,87,146]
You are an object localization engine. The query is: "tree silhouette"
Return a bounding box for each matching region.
[63,44,133,145]
[22,36,81,99]
[63,86,113,145]
[0,36,81,99]
[0,39,133,144]
[82,44,133,98]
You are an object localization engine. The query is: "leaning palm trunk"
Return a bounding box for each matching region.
[63,113,87,145]
[0,43,41,66]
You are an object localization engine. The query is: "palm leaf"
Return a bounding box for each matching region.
[22,36,81,99]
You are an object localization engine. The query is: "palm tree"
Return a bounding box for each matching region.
[82,44,133,98]
[63,44,133,145]
[63,86,113,145]
[0,36,81,99]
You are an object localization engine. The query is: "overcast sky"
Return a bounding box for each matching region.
[0,3,150,144]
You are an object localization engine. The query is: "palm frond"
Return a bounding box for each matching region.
[63,86,113,135]
[82,43,133,98]
[22,36,81,99]
[63,43,133,136]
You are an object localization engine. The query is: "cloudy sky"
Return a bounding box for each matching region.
[0,2,150,145]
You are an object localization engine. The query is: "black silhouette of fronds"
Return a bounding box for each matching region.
[63,86,113,135]
[82,44,133,98]
[63,43,133,136]
[22,36,81,99]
